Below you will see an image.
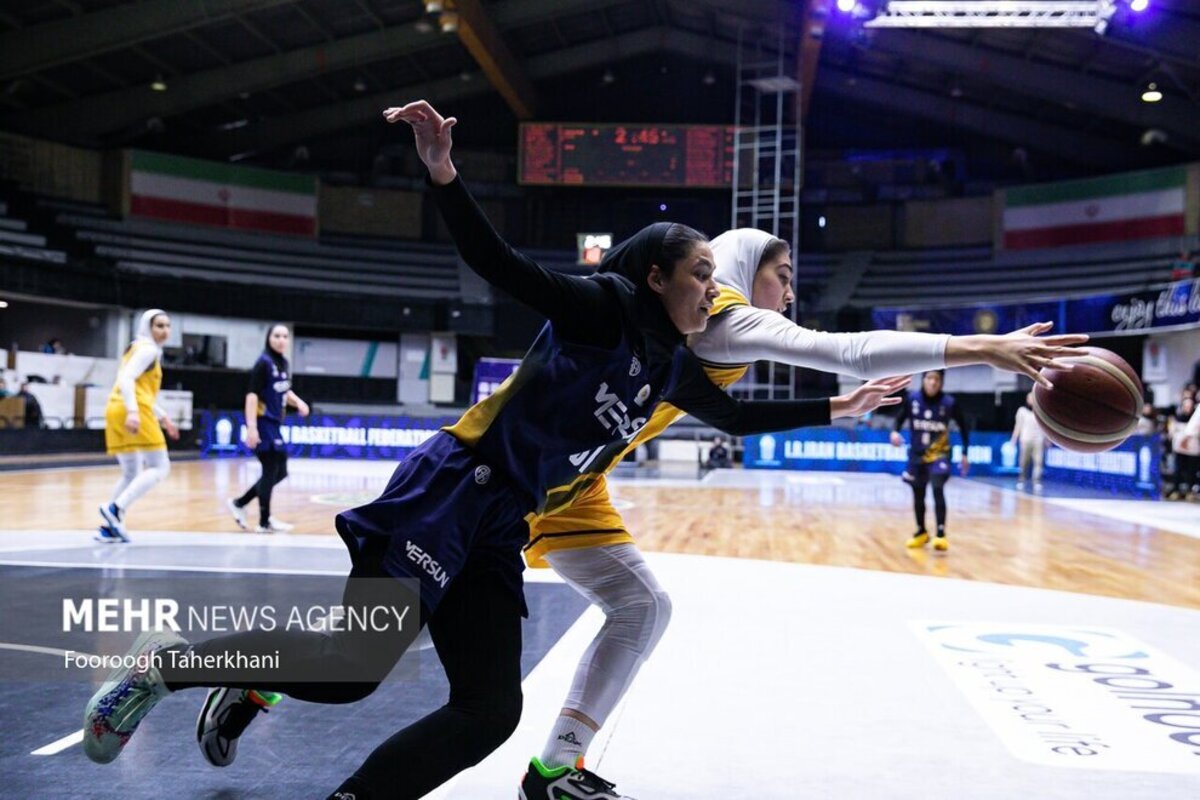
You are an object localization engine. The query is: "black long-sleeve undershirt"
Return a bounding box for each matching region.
[429,175,831,435]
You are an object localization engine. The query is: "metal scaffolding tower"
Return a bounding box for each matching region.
[730,24,802,400]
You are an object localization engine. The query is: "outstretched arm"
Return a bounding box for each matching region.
[695,309,1087,389]
[385,100,619,347]
[666,353,907,436]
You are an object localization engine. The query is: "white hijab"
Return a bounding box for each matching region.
[134,308,168,357]
[709,228,778,304]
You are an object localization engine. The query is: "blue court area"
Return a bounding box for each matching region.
[0,537,589,800]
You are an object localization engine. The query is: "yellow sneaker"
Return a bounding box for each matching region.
[933,536,949,552]
[905,531,930,548]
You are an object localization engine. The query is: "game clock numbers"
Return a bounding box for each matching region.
[519,122,735,188]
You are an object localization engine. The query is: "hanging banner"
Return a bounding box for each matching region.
[1001,166,1187,250]
[873,278,1200,336]
[129,150,317,236]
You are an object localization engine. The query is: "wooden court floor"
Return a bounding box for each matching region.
[3,459,1198,609]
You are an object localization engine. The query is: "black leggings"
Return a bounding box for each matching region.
[236,450,289,526]
[910,472,949,532]
[160,560,523,800]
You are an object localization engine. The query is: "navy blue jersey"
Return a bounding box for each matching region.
[446,320,684,516]
[249,353,290,423]
[896,390,968,465]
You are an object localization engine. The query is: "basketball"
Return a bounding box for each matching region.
[1032,347,1143,453]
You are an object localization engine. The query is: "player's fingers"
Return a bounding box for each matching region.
[878,397,902,406]
[441,116,458,133]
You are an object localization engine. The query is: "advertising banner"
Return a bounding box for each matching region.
[198,411,458,460]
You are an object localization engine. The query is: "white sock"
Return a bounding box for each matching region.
[540,714,595,769]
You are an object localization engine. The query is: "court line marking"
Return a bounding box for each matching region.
[31,730,83,756]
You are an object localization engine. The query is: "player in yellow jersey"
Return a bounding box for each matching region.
[97,309,179,542]
[517,229,1089,799]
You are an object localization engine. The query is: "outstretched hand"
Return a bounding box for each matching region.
[383,100,458,185]
[992,322,1089,389]
[830,375,911,419]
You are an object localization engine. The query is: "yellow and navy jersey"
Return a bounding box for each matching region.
[249,352,290,422]
[432,174,832,518]
[895,390,969,464]
[446,321,687,517]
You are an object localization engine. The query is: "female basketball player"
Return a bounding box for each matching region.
[96,308,179,543]
[227,324,310,533]
[891,369,970,550]
[82,101,906,800]
[517,228,1088,800]
[198,227,1089,800]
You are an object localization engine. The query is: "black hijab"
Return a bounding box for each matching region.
[595,222,683,355]
[263,324,289,371]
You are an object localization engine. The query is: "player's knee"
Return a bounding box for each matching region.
[155,459,171,481]
[609,584,672,652]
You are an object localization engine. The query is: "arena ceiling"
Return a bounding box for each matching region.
[0,0,1197,177]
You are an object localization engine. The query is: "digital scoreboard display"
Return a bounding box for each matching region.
[519,123,735,188]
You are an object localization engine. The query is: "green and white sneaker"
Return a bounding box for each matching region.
[82,629,185,764]
[197,688,281,767]
[519,756,635,799]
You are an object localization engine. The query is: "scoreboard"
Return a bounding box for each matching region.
[519,123,735,188]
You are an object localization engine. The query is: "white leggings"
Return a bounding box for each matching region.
[111,450,171,511]
[544,543,672,727]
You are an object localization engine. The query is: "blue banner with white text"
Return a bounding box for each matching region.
[872,278,1200,336]
[743,428,1160,498]
[199,411,459,460]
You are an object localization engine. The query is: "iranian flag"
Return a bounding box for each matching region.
[1002,166,1186,250]
[129,150,317,236]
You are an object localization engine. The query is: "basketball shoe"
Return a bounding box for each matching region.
[905,531,930,548]
[83,629,185,763]
[520,757,634,799]
[197,688,281,766]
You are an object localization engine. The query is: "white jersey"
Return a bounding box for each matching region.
[1011,405,1045,447]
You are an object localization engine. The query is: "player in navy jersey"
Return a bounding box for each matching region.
[227,324,309,533]
[81,100,907,800]
[891,369,970,551]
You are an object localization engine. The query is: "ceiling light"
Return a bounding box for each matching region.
[414,19,434,34]
[0,300,8,309]
[150,75,167,92]
[602,68,615,85]
[424,1,444,12]
[353,76,367,92]
[439,11,458,32]
[1130,0,1150,11]
[703,70,716,86]
[1141,82,1162,102]
[836,0,856,11]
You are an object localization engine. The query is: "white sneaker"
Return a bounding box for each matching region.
[1034,483,1044,492]
[1015,481,1025,490]
[267,517,294,532]
[226,498,248,531]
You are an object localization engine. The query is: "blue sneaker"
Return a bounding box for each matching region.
[94,525,128,544]
[83,629,185,763]
[98,503,128,540]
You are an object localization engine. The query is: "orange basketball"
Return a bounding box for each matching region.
[1032,347,1142,454]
